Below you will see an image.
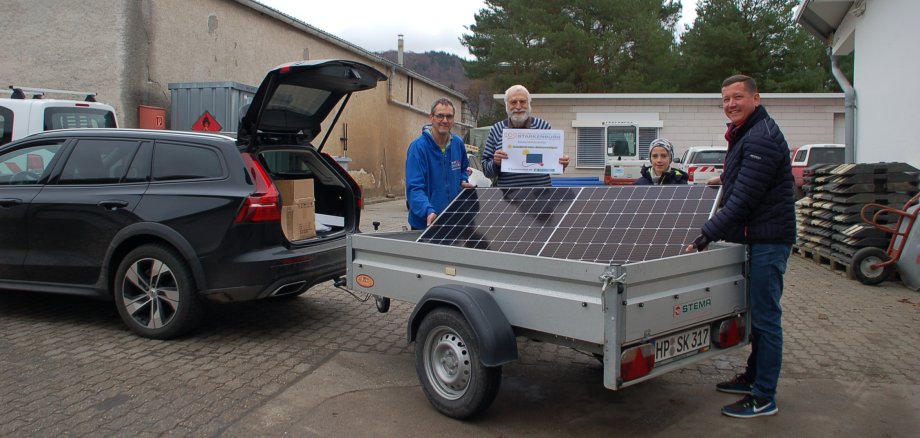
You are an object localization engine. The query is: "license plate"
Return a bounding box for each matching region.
[654,325,710,363]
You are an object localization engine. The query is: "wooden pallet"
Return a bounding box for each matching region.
[792,244,853,278]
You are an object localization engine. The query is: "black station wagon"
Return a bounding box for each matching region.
[0,59,387,338]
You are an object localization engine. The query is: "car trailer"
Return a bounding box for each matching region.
[345,185,751,419]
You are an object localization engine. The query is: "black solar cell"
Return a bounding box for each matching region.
[418,185,720,264]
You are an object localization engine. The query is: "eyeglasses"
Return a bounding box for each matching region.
[432,113,454,121]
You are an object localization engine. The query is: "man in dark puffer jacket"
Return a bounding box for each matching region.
[687,75,795,419]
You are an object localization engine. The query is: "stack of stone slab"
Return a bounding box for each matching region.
[794,162,919,273]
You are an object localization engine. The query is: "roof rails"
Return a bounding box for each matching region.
[8,85,98,102]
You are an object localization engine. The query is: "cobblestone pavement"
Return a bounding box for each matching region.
[1,198,918,436]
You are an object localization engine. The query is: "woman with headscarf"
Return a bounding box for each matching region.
[633,138,688,185]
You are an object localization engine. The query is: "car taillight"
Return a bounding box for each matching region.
[236,153,281,223]
[620,344,654,382]
[714,315,746,349]
[687,166,697,183]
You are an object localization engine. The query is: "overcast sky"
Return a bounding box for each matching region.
[256,0,698,59]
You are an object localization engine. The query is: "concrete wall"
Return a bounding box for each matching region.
[528,94,844,177]
[0,0,130,111]
[0,0,467,198]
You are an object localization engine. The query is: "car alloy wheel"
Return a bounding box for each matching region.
[114,244,201,339]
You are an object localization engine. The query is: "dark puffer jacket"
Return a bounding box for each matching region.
[701,105,795,244]
[633,166,689,185]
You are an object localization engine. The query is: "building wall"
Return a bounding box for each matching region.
[848,0,920,169]
[0,0,130,109]
[528,94,844,178]
[0,0,467,198]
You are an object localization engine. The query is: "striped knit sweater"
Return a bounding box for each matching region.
[481,116,553,187]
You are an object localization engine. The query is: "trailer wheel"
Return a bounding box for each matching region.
[415,307,502,419]
[852,247,893,286]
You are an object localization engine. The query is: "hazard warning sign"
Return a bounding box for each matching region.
[192,111,222,132]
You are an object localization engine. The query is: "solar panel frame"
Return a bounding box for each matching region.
[418,185,721,265]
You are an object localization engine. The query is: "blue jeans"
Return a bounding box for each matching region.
[743,243,791,400]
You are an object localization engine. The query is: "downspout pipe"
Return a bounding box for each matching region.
[830,48,856,164]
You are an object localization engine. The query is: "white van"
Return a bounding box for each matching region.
[1,87,118,146]
[675,146,728,184]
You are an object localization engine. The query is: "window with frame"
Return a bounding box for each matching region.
[0,142,64,185]
[44,107,116,130]
[576,126,660,168]
[152,142,223,181]
[59,139,141,184]
[576,127,605,168]
[0,105,12,146]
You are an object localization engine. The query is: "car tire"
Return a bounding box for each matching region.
[851,247,893,286]
[415,307,502,419]
[114,244,202,339]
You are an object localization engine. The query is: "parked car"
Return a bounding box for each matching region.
[0,59,386,339]
[1,87,118,146]
[791,143,845,196]
[674,146,727,184]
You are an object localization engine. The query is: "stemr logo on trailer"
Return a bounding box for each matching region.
[673,297,712,319]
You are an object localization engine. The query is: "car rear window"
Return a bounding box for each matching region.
[260,150,316,178]
[693,150,726,164]
[44,107,117,130]
[152,142,224,181]
[808,148,844,165]
[0,105,12,145]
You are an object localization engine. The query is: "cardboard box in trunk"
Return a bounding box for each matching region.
[281,197,316,240]
[276,179,315,206]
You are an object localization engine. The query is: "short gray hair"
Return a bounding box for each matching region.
[504,85,531,105]
[429,98,455,115]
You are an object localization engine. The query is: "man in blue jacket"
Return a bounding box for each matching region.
[406,98,474,229]
[687,75,795,418]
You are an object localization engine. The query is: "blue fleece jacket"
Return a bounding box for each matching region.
[406,125,469,229]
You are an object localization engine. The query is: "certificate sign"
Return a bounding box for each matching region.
[500,129,564,174]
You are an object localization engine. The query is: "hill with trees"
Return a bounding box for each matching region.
[380,0,852,126]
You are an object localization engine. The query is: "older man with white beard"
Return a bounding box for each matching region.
[481,85,569,187]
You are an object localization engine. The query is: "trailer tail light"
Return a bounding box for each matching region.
[236,152,281,223]
[714,315,746,349]
[687,166,697,183]
[620,344,654,382]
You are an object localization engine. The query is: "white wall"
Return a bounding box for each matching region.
[530,94,843,177]
[848,0,920,169]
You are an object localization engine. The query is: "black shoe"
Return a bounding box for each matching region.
[716,373,753,394]
[721,394,778,418]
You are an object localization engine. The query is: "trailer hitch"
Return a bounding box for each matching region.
[332,276,372,303]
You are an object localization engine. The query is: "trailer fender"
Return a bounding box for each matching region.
[408,285,518,366]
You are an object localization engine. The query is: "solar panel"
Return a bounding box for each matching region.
[418,185,721,265]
